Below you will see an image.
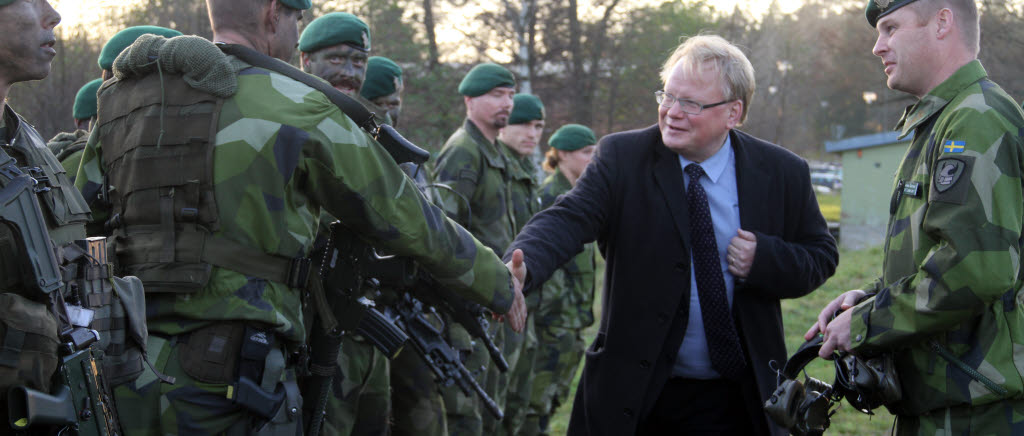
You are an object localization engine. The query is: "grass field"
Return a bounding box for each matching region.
[546,245,896,435]
[817,190,841,223]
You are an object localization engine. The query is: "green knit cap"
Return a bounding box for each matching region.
[360,57,403,100]
[298,12,371,53]
[280,0,312,9]
[865,0,919,27]
[458,63,515,97]
[99,26,182,70]
[549,124,597,151]
[73,78,103,120]
[508,94,544,124]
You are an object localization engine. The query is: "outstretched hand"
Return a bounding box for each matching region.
[502,249,528,332]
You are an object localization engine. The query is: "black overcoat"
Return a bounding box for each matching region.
[504,125,838,435]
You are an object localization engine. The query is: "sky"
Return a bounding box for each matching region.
[53,0,808,31]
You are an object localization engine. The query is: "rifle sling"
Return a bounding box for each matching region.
[216,43,378,135]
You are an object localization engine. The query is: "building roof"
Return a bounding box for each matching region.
[825,130,914,153]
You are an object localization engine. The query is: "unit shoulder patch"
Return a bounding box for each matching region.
[931,156,973,205]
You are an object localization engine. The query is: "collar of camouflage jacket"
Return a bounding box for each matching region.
[896,60,987,139]
[463,118,506,170]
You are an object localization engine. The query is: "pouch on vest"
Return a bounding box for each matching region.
[0,293,60,396]
[63,237,149,386]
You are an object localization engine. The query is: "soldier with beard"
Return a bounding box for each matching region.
[299,12,389,125]
[431,62,517,436]
[298,12,393,436]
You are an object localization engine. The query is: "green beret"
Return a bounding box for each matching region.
[99,26,182,70]
[508,94,544,124]
[549,124,597,152]
[360,57,403,100]
[280,0,312,9]
[458,63,515,97]
[0,0,15,6]
[299,12,371,53]
[865,0,919,27]
[73,78,103,120]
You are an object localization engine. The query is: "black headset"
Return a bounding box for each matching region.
[764,336,839,436]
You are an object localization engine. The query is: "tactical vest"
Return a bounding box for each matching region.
[0,107,147,400]
[97,72,310,293]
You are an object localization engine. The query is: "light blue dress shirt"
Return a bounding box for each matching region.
[672,135,741,379]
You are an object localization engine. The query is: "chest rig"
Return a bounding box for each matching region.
[96,72,310,293]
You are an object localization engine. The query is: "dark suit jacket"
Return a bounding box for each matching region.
[504,125,838,436]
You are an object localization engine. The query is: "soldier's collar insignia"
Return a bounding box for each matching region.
[942,139,965,153]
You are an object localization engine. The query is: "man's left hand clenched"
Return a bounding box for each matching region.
[727,229,756,278]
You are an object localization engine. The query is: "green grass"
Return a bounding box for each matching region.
[817,191,841,223]
[547,246,894,435]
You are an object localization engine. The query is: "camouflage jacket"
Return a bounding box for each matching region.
[505,149,542,309]
[432,119,516,255]
[505,149,540,238]
[46,129,89,182]
[534,170,595,329]
[76,56,514,344]
[849,61,1024,414]
[0,106,91,293]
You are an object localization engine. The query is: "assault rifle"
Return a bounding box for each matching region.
[0,151,119,436]
[326,224,507,419]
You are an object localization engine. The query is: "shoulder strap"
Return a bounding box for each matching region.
[216,43,377,134]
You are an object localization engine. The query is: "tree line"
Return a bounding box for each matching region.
[12,0,1024,159]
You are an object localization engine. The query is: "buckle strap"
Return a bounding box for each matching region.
[201,235,309,289]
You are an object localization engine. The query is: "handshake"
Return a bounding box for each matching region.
[501,248,529,333]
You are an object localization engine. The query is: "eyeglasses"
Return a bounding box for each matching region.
[655,91,732,115]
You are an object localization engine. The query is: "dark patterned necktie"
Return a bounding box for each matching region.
[684,163,746,380]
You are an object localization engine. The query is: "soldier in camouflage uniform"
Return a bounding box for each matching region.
[1,2,153,434]
[0,0,69,428]
[493,93,544,436]
[809,0,1024,434]
[361,56,403,127]
[298,12,391,436]
[299,13,390,126]
[75,0,525,434]
[522,124,597,436]
[431,62,517,436]
[46,78,100,178]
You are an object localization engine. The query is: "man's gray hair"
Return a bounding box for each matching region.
[659,35,756,123]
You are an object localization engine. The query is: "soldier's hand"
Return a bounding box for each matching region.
[727,229,756,278]
[504,249,528,333]
[819,308,853,358]
[804,289,867,344]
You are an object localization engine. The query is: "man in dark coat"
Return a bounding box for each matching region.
[504,35,838,435]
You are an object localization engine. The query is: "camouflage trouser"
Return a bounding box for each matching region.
[443,319,503,436]
[520,323,586,436]
[895,400,1024,435]
[495,315,538,436]
[320,335,390,436]
[113,334,302,436]
[390,343,447,436]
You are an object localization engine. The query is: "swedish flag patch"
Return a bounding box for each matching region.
[943,140,965,153]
